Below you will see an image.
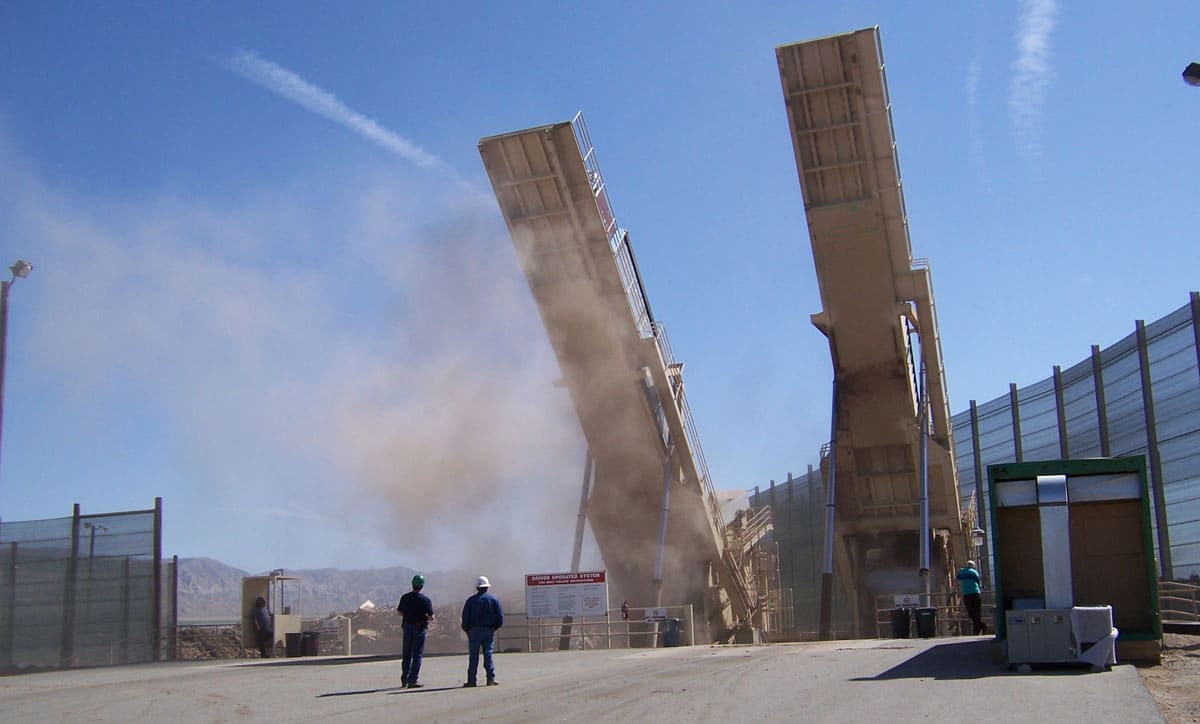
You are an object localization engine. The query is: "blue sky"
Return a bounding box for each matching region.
[1,2,1196,577]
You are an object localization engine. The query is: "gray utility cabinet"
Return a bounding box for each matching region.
[1005,609,1073,663]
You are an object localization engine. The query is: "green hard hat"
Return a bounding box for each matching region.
[412,574,425,588]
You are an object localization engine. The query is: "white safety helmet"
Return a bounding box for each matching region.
[475,575,491,589]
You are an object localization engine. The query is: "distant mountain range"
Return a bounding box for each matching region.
[176,558,482,621]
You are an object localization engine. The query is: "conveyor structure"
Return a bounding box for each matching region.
[478,115,765,641]
[776,28,971,635]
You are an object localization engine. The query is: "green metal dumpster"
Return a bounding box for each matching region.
[915,608,937,638]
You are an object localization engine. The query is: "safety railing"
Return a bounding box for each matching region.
[649,322,724,543]
[874,590,996,639]
[1159,580,1200,622]
[569,112,728,579]
[517,605,695,652]
[727,506,774,555]
[613,232,654,337]
[571,111,617,241]
[570,113,655,340]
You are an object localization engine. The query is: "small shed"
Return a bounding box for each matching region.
[241,571,303,657]
[987,456,1162,662]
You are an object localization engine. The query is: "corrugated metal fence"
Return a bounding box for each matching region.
[953,292,1200,582]
[756,291,1200,633]
[0,499,174,671]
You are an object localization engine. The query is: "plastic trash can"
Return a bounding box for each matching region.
[285,632,303,657]
[915,607,937,638]
[891,608,911,638]
[302,631,320,656]
[662,618,681,647]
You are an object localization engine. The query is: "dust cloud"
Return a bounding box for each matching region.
[325,193,592,576]
[4,153,593,578]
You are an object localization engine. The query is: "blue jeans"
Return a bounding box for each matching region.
[466,627,496,684]
[401,624,427,684]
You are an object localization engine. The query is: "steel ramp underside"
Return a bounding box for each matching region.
[777,28,968,630]
[478,121,752,630]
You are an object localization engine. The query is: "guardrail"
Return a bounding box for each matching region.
[568,114,721,537]
[516,605,695,652]
[1160,580,1200,622]
[874,590,995,638]
[877,581,1200,637]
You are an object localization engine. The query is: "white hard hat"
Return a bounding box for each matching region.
[476,575,491,589]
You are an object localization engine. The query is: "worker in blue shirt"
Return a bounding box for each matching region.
[956,560,988,635]
[460,575,504,687]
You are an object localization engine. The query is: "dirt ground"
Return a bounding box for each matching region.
[1138,634,1200,723]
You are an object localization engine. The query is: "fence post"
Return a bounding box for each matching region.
[168,555,178,661]
[153,497,162,662]
[61,504,80,669]
[2,541,15,668]
[687,604,694,646]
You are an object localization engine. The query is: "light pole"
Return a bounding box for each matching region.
[971,527,986,583]
[0,259,34,489]
[83,521,109,560]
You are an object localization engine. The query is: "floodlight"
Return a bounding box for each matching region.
[1184,62,1200,87]
[9,260,32,279]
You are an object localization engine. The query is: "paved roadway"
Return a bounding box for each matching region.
[0,637,1163,723]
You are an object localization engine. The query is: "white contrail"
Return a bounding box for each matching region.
[965,58,992,194]
[223,49,448,172]
[1008,0,1059,167]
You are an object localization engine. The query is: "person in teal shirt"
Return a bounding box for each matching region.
[956,561,987,634]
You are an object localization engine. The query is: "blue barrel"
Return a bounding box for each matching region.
[662,618,681,647]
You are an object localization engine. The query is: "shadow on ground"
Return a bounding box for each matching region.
[236,651,465,668]
[853,640,1003,681]
[316,685,407,698]
[316,684,465,698]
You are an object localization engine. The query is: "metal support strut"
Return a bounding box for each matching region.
[819,382,838,640]
[560,450,595,650]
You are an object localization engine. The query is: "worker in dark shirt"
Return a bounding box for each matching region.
[397,574,435,688]
[460,575,504,687]
[251,596,273,658]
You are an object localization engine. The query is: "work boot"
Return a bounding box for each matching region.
[486,679,499,686]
